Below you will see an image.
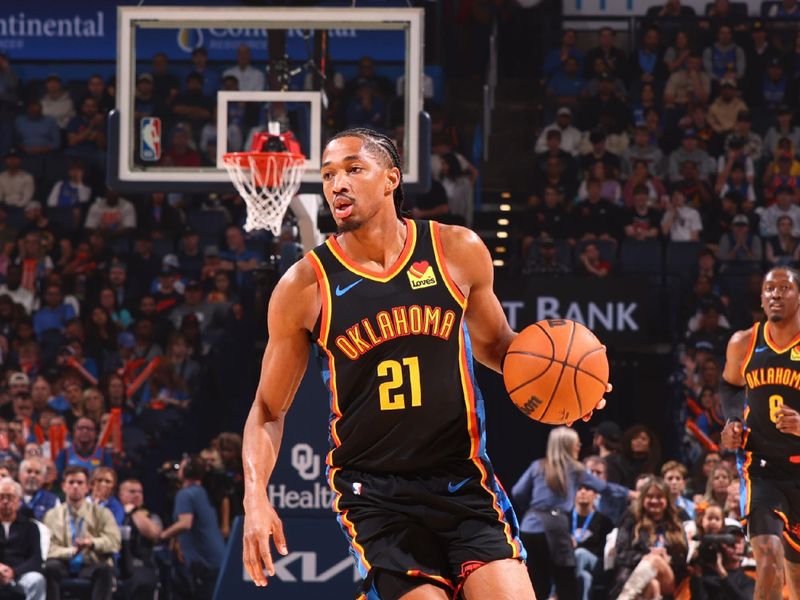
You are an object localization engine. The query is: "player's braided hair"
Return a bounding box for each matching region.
[327,128,406,217]
[767,266,800,289]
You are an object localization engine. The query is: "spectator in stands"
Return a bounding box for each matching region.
[764,106,800,158]
[431,151,478,227]
[223,45,265,92]
[611,476,688,599]
[40,75,75,131]
[15,99,60,157]
[0,150,34,209]
[760,185,800,238]
[763,148,800,202]
[584,27,627,82]
[703,25,746,84]
[19,456,59,521]
[535,107,581,156]
[703,463,733,507]
[81,387,104,424]
[579,130,621,176]
[586,55,629,101]
[661,460,695,519]
[166,333,200,396]
[33,284,75,339]
[159,126,201,168]
[84,189,136,238]
[159,455,225,600]
[526,185,572,241]
[661,189,703,242]
[765,215,800,266]
[522,234,571,276]
[65,96,107,175]
[512,427,631,600]
[716,143,754,201]
[579,73,631,134]
[0,265,33,315]
[546,56,587,112]
[171,73,213,136]
[591,421,631,485]
[0,476,45,600]
[744,20,779,101]
[664,53,711,110]
[88,466,124,526]
[686,304,730,362]
[118,479,161,600]
[150,52,180,108]
[724,110,762,163]
[768,0,800,17]
[688,521,754,600]
[136,192,183,240]
[169,281,216,335]
[578,242,611,278]
[623,185,661,240]
[628,26,667,88]
[46,160,91,212]
[345,80,387,130]
[86,75,113,116]
[646,0,696,18]
[663,29,692,75]
[189,47,220,97]
[543,29,584,80]
[574,179,619,241]
[632,83,660,128]
[573,484,614,600]
[623,160,666,208]
[622,425,661,480]
[718,213,763,266]
[708,80,748,137]
[43,465,120,600]
[54,417,113,476]
[176,227,203,282]
[669,131,714,183]
[0,53,19,155]
[679,104,715,152]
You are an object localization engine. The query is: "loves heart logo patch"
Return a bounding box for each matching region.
[406,260,437,290]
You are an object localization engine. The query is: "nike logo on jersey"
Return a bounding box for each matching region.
[754,346,767,353]
[335,278,364,297]
[448,477,472,493]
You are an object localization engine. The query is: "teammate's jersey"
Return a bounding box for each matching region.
[307,219,484,473]
[741,321,800,458]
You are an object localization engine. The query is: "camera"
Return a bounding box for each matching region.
[695,533,738,567]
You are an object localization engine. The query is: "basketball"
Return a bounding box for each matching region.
[503,319,609,425]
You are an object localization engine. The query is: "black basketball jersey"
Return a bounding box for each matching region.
[741,321,800,459]
[307,219,483,474]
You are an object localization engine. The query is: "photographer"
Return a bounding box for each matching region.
[688,522,754,600]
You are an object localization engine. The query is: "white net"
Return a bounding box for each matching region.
[223,152,306,235]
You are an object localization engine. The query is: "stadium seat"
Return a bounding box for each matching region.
[5,208,25,231]
[619,239,663,275]
[187,210,229,246]
[665,241,703,280]
[245,237,271,259]
[44,153,70,183]
[46,206,79,232]
[151,237,175,259]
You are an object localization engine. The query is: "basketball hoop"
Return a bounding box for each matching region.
[223,128,306,235]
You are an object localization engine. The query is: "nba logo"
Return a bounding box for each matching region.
[140,117,161,161]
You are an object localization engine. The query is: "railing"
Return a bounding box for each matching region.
[482,17,499,162]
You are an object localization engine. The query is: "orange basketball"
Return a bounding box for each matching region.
[503,319,609,425]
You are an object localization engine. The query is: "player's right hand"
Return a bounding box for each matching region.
[720,420,743,450]
[243,500,288,587]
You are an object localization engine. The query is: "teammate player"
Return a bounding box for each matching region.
[720,266,800,599]
[241,128,605,599]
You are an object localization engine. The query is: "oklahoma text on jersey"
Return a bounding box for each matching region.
[745,366,800,391]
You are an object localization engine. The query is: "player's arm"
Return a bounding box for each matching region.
[719,326,754,449]
[242,258,320,587]
[438,224,514,373]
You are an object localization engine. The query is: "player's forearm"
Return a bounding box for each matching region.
[242,398,285,509]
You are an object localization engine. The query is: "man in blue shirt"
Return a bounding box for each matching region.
[219,225,260,292]
[14,99,60,157]
[18,457,60,521]
[33,284,75,338]
[160,455,225,600]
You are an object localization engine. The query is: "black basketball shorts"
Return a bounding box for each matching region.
[740,453,800,562]
[329,461,526,600]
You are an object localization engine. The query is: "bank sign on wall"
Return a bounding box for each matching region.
[564,0,766,15]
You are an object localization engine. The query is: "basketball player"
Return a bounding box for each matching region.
[720,266,800,599]
[241,128,605,599]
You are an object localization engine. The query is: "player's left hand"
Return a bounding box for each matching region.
[776,406,800,436]
[567,383,612,427]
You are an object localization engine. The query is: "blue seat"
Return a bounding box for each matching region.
[46,206,79,232]
[151,237,175,259]
[187,210,229,246]
[619,239,663,276]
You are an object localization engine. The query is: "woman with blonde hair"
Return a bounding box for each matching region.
[612,475,689,599]
[512,426,633,600]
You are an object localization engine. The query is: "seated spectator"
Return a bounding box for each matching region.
[664,53,711,109]
[685,303,731,360]
[176,227,203,282]
[188,47,221,97]
[669,131,714,183]
[40,75,75,130]
[579,130,621,177]
[678,104,715,152]
[646,0,696,18]
[65,96,106,174]
[578,74,631,134]
[54,417,114,477]
[628,25,667,87]
[136,192,183,239]
[703,464,733,507]
[525,185,572,243]
[0,150,34,208]
[632,83,660,128]
[763,150,800,203]
[578,242,611,278]
[622,160,666,208]
[88,466,124,526]
[33,284,75,339]
[47,160,91,210]
[620,424,661,480]
[14,99,60,156]
[622,125,664,179]
[523,234,571,276]
[661,189,703,242]
[755,56,792,111]
[764,106,800,159]
[611,476,688,599]
[703,25,746,84]
[542,29,584,80]
[573,180,618,241]
[724,110,762,163]
[43,466,120,600]
[760,186,800,238]
[715,147,755,200]
[661,460,696,519]
[159,455,226,600]
[530,155,577,206]
[535,107,581,156]
[345,81,387,130]
[718,214,762,266]
[663,29,692,75]
[18,456,59,521]
[573,484,614,600]
[133,73,157,123]
[222,45,265,92]
[623,186,661,240]
[577,161,621,205]
[206,272,238,307]
[170,73,213,135]
[118,479,161,600]
[693,385,724,442]
[169,281,217,334]
[583,27,627,82]
[86,75,114,116]
[432,151,478,228]
[546,56,587,110]
[708,79,748,136]
[159,126,201,168]
[81,387,105,424]
[84,189,137,237]
[0,476,45,600]
[0,264,34,315]
[765,215,800,266]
